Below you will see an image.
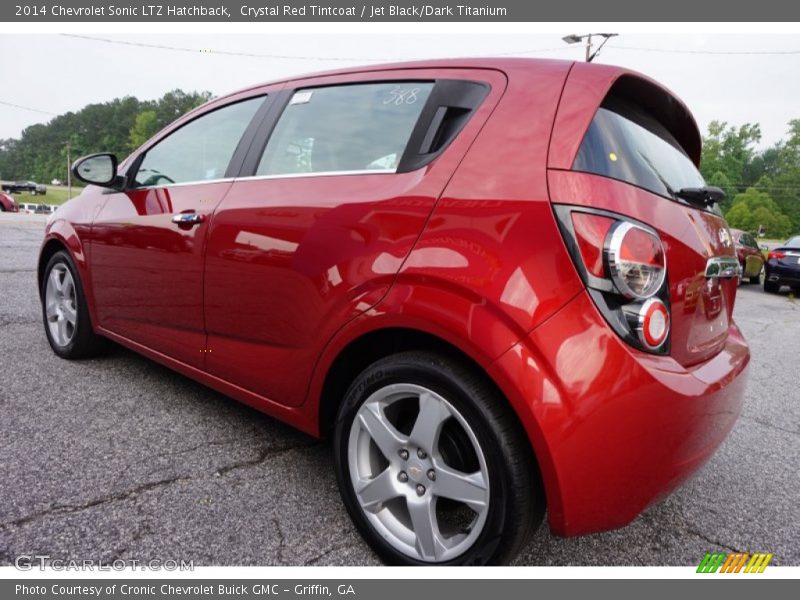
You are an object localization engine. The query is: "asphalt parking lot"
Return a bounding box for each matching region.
[1,214,798,567]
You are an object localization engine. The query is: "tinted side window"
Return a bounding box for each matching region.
[135,97,264,187]
[573,99,706,200]
[256,82,433,176]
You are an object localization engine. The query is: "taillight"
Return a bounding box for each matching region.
[636,298,670,350]
[555,204,671,354]
[768,250,785,261]
[571,212,615,278]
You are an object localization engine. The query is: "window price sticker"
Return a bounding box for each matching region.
[290,91,313,105]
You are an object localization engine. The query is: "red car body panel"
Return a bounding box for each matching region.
[489,291,748,536]
[203,67,508,406]
[0,191,20,212]
[39,58,749,538]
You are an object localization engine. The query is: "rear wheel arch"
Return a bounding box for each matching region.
[320,328,489,434]
[316,326,547,508]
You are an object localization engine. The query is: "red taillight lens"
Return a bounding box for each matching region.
[554,205,671,356]
[606,221,666,299]
[637,298,670,350]
[571,212,615,278]
[768,250,786,261]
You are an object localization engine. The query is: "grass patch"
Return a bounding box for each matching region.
[5,185,84,206]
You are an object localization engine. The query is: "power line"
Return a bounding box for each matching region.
[612,45,800,56]
[61,33,388,62]
[60,33,572,61]
[60,34,800,61]
[0,100,56,116]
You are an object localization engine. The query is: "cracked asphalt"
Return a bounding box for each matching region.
[1,215,798,566]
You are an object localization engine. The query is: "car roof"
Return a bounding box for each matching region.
[232,57,575,93]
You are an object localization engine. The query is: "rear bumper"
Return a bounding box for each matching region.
[489,290,749,537]
[765,263,800,286]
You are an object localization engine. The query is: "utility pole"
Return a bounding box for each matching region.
[562,33,618,62]
[65,141,71,200]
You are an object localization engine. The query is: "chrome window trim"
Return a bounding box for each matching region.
[235,169,396,182]
[133,177,235,191]
[131,169,397,191]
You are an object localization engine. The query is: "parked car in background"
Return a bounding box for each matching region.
[18,202,38,214]
[41,58,749,565]
[0,191,19,212]
[764,236,800,294]
[732,229,764,284]
[1,180,46,195]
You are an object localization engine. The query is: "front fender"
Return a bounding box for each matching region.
[39,218,98,329]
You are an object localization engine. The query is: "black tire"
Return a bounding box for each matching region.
[333,351,543,565]
[764,279,780,294]
[749,272,761,284]
[41,250,107,359]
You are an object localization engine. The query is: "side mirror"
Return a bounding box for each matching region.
[71,153,124,190]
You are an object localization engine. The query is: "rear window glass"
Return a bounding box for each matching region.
[257,82,433,176]
[573,98,705,200]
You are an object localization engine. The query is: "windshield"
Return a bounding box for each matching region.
[785,236,800,249]
[573,98,706,202]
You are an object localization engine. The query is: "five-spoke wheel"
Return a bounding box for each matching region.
[45,263,78,347]
[334,351,543,565]
[41,250,107,359]
[348,383,490,562]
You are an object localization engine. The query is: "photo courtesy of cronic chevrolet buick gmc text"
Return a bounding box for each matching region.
[40,58,749,565]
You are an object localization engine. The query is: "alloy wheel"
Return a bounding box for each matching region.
[347,383,490,562]
[45,263,77,347]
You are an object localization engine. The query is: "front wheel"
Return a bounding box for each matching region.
[764,279,780,294]
[749,267,762,285]
[41,250,107,359]
[333,351,543,565]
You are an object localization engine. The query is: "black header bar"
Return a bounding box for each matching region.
[3,0,800,22]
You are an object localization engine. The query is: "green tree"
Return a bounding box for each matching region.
[0,89,211,184]
[700,121,762,212]
[725,187,792,238]
[760,119,800,234]
[128,110,160,150]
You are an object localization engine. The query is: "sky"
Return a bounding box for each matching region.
[0,32,798,148]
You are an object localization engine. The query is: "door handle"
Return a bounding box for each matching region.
[171,212,205,226]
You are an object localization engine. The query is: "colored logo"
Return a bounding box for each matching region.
[697,552,773,573]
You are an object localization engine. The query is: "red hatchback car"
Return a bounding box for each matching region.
[40,58,749,565]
